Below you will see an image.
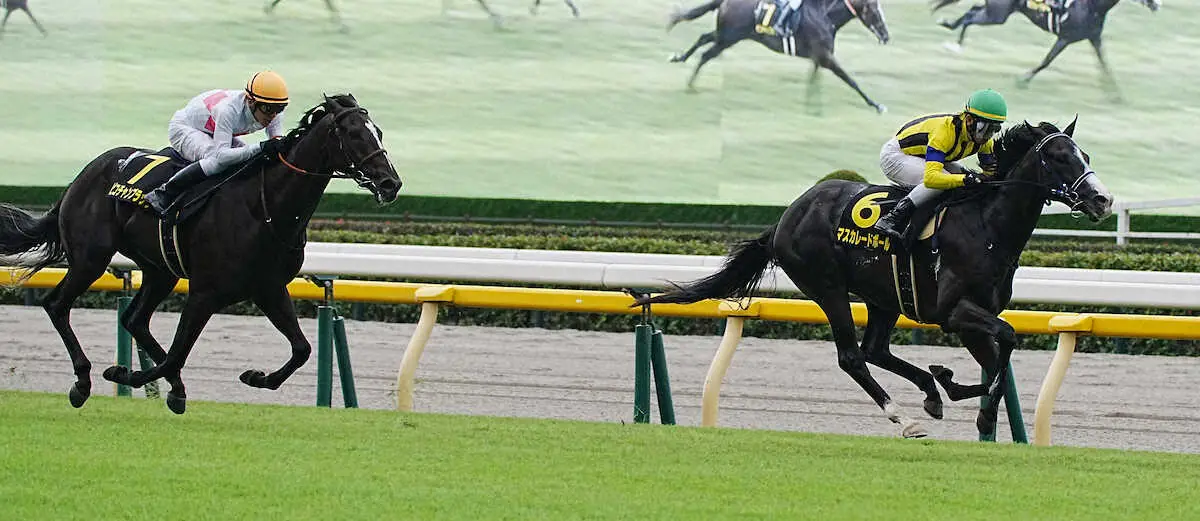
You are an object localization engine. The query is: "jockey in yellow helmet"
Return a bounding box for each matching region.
[144,71,291,217]
[872,88,1007,241]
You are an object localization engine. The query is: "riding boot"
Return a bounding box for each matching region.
[144,162,208,218]
[873,197,916,242]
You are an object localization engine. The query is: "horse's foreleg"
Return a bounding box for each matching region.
[1,10,14,38]
[104,293,221,414]
[862,305,943,420]
[940,299,1017,437]
[529,0,541,15]
[564,0,580,17]
[264,0,284,14]
[671,31,715,63]
[686,40,731,91]
[1020,37,1070,85]
[22,8,46,36]
[816,53,886,113]
[239,285,312,391]
[474,0,504,28]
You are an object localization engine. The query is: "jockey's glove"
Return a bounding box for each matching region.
[260,137,288,160]
[962,172,985,187]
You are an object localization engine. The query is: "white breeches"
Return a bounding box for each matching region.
[879,138,967,206]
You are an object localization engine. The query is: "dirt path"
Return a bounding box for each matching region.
[3,305,1198,453]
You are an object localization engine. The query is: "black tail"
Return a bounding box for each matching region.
[0,201,66,283]
[669,0,723,28]
[635,225,776,306]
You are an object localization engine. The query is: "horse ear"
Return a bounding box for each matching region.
[1064,114,1078,137]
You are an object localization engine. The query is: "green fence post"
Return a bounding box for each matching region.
[116,295,133,398]
[136,347,161,400]
[316,305,333,408]
[1004,366,1029,444]
[332,311,358,408]
[634,323,652,424]
[649,328,675,425]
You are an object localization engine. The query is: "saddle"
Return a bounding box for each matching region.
[838,185,951,323]
[754,0,804,38]
[106,147,264,279]
[1027,0,1072,33]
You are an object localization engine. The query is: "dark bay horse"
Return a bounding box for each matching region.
[933,0,1160,91]
[1,0,48,39]
[0,94,401,414]
[636,119,1112,438]
[667,0,891,113]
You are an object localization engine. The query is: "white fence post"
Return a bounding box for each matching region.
[1116,207,1131,246]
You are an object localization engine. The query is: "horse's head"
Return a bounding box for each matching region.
[995,118,1113,222]
[850,0,890,44]
[289,94,402,204]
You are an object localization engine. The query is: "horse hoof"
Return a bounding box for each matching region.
[669,53,683,63]
[166,392,187,414]
[902,423,928,439]
[923,398,944,420]
[942,41,963,54]
[929,364,953,383]
[102,365,130,384]
[239,369,269,388]
[68,382,90,408]
[875,103,888,114]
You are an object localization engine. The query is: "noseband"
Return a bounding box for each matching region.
[276,105,391,192]
[1033,132,1096,209]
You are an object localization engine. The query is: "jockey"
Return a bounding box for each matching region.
[143,70,292,217]
[871,89,1007,241]
[771,0,806,38]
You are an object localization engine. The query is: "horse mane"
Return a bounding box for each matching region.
[992,120,1060,179]
[284,93,360,142]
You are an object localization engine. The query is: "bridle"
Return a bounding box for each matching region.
[983,131,1095,210]
[275,105,391,193]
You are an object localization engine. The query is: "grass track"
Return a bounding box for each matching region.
[0,0,1193,207]
[2,390,1199,520]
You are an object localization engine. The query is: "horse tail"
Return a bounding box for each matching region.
[636,224,777,306]
[668,0,724,28]
[0,200,66,283]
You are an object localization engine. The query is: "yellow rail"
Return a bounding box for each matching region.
[5,266,1197,445]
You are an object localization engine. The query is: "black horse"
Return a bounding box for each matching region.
[1,0,48,39]
[667,0,891,113]
[933,0,1160,91]
[441,0,580,29]
[636,119,1112,438]
[0,94,401,414]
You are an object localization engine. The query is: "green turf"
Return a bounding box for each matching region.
[0,0,1188,208]
[2,390,1199,520]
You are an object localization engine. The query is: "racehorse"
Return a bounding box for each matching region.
[0,94,401,414]
[1,0,48,39]
[441,0,580,29]
[635,119,1112,438]
[932,0,1160,91]
[666,0,891,113]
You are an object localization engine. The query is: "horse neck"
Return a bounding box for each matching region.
[982,153,1048,256]
[261,130,333,235]
[827,0,855,28]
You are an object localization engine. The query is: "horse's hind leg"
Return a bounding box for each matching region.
[564,0,580,17]
[473,0,504,29]
[1019,37,1070,85]
[118,266,182,392]
[861,304,943,420]
[670,31,715,63]
[1,10,14,38]
[42,260,114,408]
[239,285,312,391]
[686,40,732,91]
